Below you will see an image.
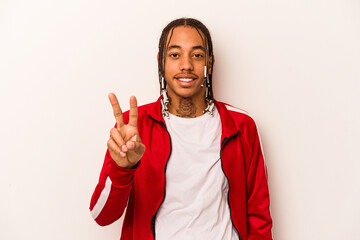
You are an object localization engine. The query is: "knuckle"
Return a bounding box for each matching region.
[110,128,117,135]
[114,113,122,118]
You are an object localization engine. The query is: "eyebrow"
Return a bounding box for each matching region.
[167,45,205,51]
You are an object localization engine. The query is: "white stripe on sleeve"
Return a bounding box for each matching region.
[91,177,112,219]
[224,105,249,115]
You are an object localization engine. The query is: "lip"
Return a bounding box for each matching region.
[174,74,198,86]
[175,75,197,87]
[175,74,197,79]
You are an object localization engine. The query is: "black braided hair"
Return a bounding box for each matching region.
[158,18,214,101]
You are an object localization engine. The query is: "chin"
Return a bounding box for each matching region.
[174,89,204,99]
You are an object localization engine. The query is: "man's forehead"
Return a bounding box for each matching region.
[166,26,205,49]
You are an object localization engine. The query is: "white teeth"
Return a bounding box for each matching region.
[178,78,194,82]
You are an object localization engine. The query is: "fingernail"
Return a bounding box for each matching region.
[120,151,126,157]
[121,145,128,152]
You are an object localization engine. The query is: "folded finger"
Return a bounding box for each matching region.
[107,138,121,155]
[110,128,127,152]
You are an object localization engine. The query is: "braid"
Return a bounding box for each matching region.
[158,18,214,101]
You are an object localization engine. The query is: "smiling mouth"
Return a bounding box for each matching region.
[177,78,195,82]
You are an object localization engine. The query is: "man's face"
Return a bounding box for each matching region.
[163,26,208,101]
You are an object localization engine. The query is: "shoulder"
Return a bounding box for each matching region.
[218,101,257,128]
[137,101,159,116]
[216,101,259,142]
[122,100,160,124]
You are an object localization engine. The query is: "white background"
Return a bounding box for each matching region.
[1,0,359,239]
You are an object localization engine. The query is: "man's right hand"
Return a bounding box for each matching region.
[107,93,145,169]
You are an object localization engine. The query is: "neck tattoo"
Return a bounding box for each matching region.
[176,98,197,118]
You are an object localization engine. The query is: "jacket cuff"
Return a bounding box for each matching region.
[108,160,139,186]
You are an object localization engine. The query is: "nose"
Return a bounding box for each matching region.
[180,55,193,71]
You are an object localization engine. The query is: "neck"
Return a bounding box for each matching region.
[168,96,207,118]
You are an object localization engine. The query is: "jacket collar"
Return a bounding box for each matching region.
[147,97,164,123]
[148,97,239,139]
[214,99,239,139]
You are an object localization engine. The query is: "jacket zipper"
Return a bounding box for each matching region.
[149,117,172,240]
[220,133,242,240]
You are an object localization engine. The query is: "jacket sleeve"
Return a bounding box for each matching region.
[246,121,273,239]
[89,148,137,226]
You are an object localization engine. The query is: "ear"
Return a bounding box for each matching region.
[208,55,215,74]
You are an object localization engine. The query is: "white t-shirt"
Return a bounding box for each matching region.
[155,107,239,240]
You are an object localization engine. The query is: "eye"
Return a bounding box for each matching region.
[193,53,204,59]
[169,53,179,58]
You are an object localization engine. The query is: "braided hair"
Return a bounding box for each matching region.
[158,18,214,101]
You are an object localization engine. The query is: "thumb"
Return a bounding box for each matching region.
[131,135,137,141]
[126,135,140,150]
[131,134,142,143]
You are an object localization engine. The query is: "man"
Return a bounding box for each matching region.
[90,18,272,239]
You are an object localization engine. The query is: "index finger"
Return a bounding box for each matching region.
[108,92,124,129]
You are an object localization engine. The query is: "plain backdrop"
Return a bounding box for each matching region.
[1,0,359,239]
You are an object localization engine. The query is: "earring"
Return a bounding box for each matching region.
[160,77,170,118]
[203,65,215,116]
